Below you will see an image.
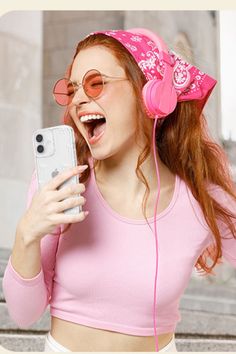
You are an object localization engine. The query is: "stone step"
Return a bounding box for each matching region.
[180,293,236,316]
[0,333,236,352]
[180,285,236,315]
[177,309,236,336]
[0,248,10,280]
[181,293,236,311]
[0,333,45,352]
[177,338,236,352]
[0,260,9,278]
[0,279,4,301]
[184,280,236,300]
[0,262,6,279]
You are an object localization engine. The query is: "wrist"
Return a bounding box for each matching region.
[16,217,41,247]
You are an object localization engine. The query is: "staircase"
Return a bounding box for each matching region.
[1,248,236,352]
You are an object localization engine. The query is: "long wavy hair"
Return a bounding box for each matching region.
[59,33,236,276]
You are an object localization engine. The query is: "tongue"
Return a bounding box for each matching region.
[93,121,106,137]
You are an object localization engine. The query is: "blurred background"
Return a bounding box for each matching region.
[0,11,236,352]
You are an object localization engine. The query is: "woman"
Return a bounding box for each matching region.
[3,28,236,352]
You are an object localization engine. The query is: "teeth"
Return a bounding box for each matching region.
[80,114,105,123]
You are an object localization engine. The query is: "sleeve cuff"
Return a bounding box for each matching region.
[7,255,44,287]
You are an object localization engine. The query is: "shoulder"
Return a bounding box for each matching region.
[206,182,236,213]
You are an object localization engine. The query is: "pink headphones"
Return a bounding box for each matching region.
[128,28,178,120]
[126,28,178,352]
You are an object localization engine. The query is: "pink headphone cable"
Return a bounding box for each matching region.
[152,117,161,352]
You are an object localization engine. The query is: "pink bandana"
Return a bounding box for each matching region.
[90,29,217,112]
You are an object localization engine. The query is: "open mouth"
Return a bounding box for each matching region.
[83,117,106,139]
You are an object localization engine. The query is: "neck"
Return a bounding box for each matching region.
[93,149,172,202]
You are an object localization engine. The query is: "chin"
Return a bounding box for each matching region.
[89,148,114,162]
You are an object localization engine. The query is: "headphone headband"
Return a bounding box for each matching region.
[128,27,169,56]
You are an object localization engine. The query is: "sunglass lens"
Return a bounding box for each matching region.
[53,78,74,106]
[84,71,103,98]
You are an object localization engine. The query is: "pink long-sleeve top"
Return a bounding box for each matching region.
[3,158,236,335]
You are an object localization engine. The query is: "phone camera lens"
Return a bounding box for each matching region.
[37,145,44,153]
[36,134,43,142]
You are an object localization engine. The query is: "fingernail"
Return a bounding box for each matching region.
[77,165,88,171]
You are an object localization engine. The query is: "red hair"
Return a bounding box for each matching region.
[61,33,236,276]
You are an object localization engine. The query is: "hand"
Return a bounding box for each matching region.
[19,165,89,242]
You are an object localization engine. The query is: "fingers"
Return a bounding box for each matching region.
[24,165,90,240]
[50,210,89,225]
[44,165,88,191]
[55,195,86,213]
[55,182,85,202]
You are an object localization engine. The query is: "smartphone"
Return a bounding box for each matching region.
[32,125,82,215]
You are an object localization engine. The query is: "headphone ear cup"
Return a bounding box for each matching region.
[142,79,177,118]
[142,80,162,117]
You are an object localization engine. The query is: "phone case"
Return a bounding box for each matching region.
[32,125,82,215]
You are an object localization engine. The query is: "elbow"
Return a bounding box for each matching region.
[11,316,37,329]
[3,283,49,329]
[2,261,51,329]
[7,298,49,329]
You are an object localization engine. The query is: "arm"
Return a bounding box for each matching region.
[2,171,60,328]
[208,183,236,267]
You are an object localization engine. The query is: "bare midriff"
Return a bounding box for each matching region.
[50,316,174,352]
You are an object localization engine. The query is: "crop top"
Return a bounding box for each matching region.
[2,157,236,336]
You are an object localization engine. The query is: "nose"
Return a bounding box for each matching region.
[71,84,90,106]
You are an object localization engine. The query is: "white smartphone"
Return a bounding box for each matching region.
[32,125,82,215]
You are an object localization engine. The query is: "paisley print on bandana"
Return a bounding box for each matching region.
[89,29,217,111]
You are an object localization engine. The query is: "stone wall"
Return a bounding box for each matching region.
[43,11,124,128]
[0,11,42,250]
